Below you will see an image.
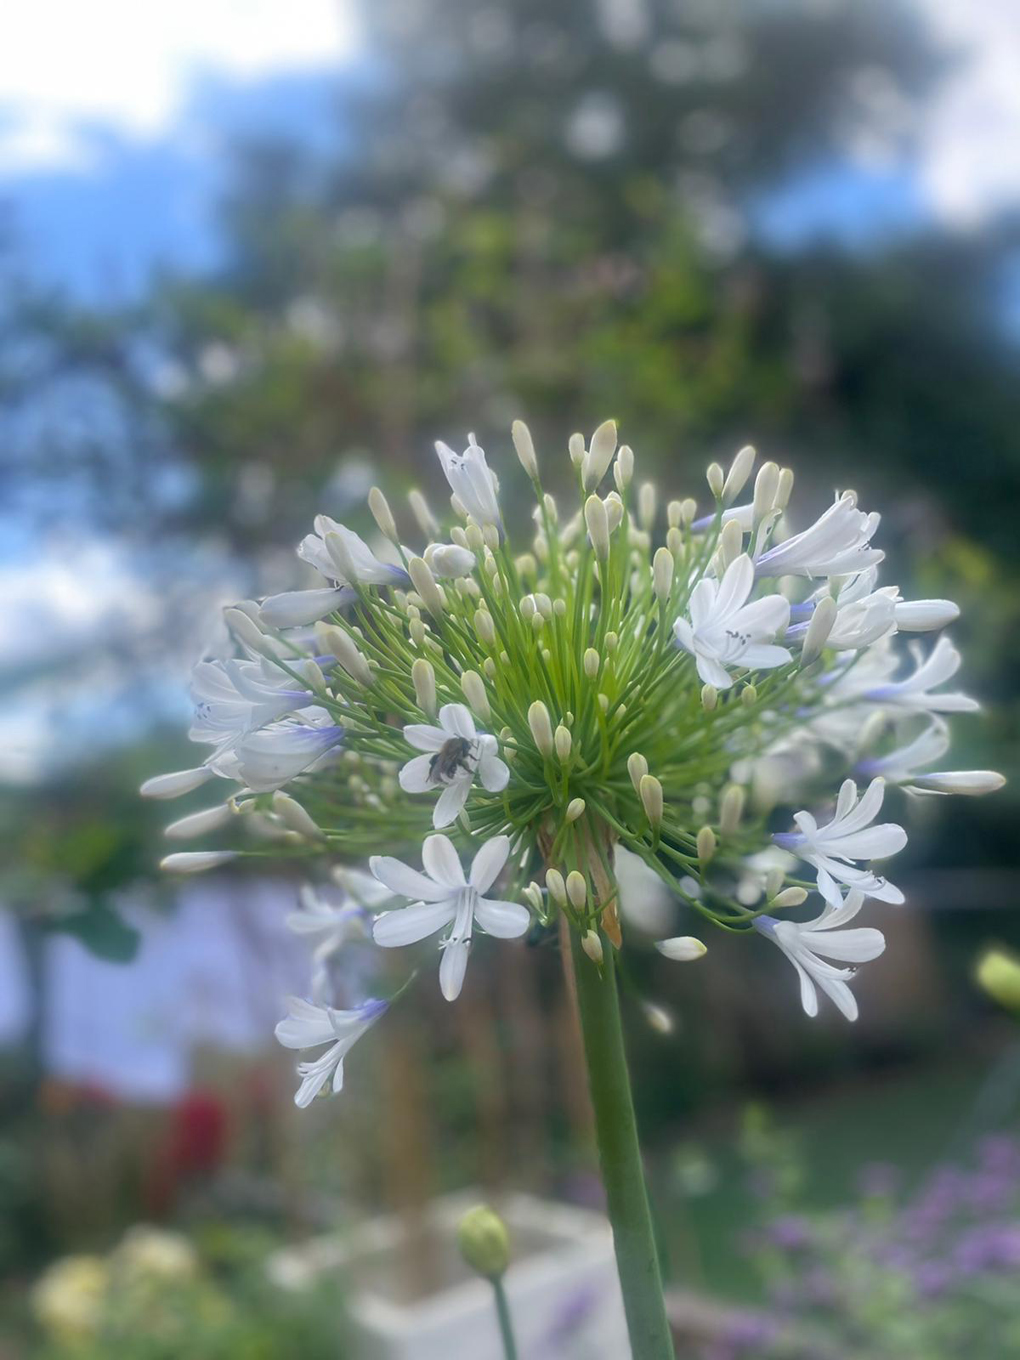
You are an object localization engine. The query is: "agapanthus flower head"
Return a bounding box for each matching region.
[145,422,1003,1091]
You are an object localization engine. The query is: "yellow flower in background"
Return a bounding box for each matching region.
[32,1255,107,1345]
[976,949,1020,1012]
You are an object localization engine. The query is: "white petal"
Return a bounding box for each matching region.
[259,587,351,628]
[469,835,510,892]
[804,926,886,964]
[475,899,532,938]
[438,703,477,739]
[373,900,456,946]
[369,855,451,902]
[402,724,446,752]
[477,748,510,793]
[422,834,467,887]
[399,753,436,793]
[439,937,471,1000]
[433,777,471,828]
[140,767,215,799]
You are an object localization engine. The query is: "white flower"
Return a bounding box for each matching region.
[275,996,387,1107]
[755,492,882,579]
[189,657,319,750]
[774,777,906,907]
[857,720,1004,796]
[260,516,410,627]
[863,636,979,714]
[399,703,509,828]
[435,436,501,527]
[424,543,477,578]
[673,554,791,689]
[288,873,393,1002]
[213,714,345,792]
[791,568,960,655]
[754,892,885,1021]
[370,834,530,1000]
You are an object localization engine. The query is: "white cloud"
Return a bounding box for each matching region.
[913,0,1020,226]
[0,0,357,175]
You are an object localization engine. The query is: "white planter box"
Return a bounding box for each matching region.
[268,1191,630,1360]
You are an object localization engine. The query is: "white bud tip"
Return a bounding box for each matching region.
[655,937,707,962]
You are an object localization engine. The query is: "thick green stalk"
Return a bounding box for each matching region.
[491,1276,519,1360]
[569,927,674,1359]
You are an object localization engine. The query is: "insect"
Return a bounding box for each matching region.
[428,736,476,785]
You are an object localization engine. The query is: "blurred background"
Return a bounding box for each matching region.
[2,1,1019,1355]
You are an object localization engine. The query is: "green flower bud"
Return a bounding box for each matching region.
[457,1205,510,1280]
[977,950,1020,1012]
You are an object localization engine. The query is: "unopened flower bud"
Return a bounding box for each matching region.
[412,658,436,715]
[639,774,663,829]
[701,684,718,712]
[627,752,649,796]
[568,432,585,468]
[584,495,611,560]
[141,767,214,800]
[597,693,609,713]
[409,617,426,647]
[652,546,674,602]
[461,670,490,720]
[583,648,600,679]
[160,851,238,874]
[225,606,271,655]
[528,700,554,756]
[772,887,808,907]
[523,882,544,913]
[605,492,624,533]
[483,657,496,679]
[272,792,323,840]
[774,467,794,511]
[425,543,476,578]
[566,871,587,911]
[697,826,716,864]
[566,797,586,822]
[666,526,683,556]
[582,419,618,492]
[655,936,707,962]
[164,803,233,840]
[535,592,553,620]
[470,610,495,649]
[317,623,373,686]
[752,461,779,526]
[516,552,538,579]
[605,631,618,653]
[483,524,500,552]
[666,499,682,529]
[717,516,743,570]
[546,868,567,905]
[638,481,656,531]
[554,725,572,761]
[531,612,545,636]
[457,1205,510,1280]
[407,556,445,616]
[408,487,439,538]
[368,486,398,542]
[706,462,724,498]
[554,598,567,617]
[582,929,604,965]
[801,595,838,666]
[614,445,634,491]
[464,521,485,552]
[719,784,745,837]
[723,445,755,505]
[511,418,539,479]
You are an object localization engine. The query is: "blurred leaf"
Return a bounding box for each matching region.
[47,903,141,964]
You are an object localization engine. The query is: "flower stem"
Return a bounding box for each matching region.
[491,1276,518,1360]
[569,927,674,1359]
